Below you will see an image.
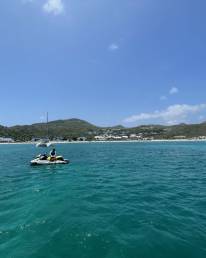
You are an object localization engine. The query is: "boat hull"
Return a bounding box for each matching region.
[30,159,69,166]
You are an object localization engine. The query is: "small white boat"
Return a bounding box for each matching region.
[36,141,48,148]
[36,113,51,148]
[36,141,55,148]
[30,154,69,166]
[46,142,55,147]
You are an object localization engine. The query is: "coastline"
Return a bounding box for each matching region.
[1,139,206,145]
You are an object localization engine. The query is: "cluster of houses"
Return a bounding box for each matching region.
[2,134,206,143]
[94,133,153,141]
[0,137,15,143]
[193,136,206,140]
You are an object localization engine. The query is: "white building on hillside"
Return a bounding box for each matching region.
[0,137,14,143]
[94,135,106,141]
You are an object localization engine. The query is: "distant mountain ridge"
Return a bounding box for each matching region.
[0,118,206,141]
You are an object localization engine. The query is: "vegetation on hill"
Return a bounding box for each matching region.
[6,119,97,141]
[1,118,206,141]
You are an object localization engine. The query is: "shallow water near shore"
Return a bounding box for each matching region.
[0,142,206,258]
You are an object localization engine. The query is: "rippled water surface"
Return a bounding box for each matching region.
[0,142,206,258]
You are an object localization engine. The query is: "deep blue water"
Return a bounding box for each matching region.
[0,142,206,258]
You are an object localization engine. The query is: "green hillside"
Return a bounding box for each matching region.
[1,119,206,141]
[6,119,97,141]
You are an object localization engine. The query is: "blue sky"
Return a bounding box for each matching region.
[1,0,206,127]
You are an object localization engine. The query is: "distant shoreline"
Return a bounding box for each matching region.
[1,139,206,145]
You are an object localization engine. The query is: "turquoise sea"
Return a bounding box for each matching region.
[0,142,206,258]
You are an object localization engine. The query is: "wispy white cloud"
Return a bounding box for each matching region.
[124,104,206,125]
[22,0,65,15]
[160,86,179,101]
[169,87,179,95]
[43,0,64,15]
[108,43,119,51]
[160,95,167,101]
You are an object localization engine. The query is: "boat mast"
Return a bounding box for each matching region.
[46,112,49,140]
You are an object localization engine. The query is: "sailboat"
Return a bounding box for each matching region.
[36,140,49,148]
[36,112,53,148]
[31,113,69,165]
